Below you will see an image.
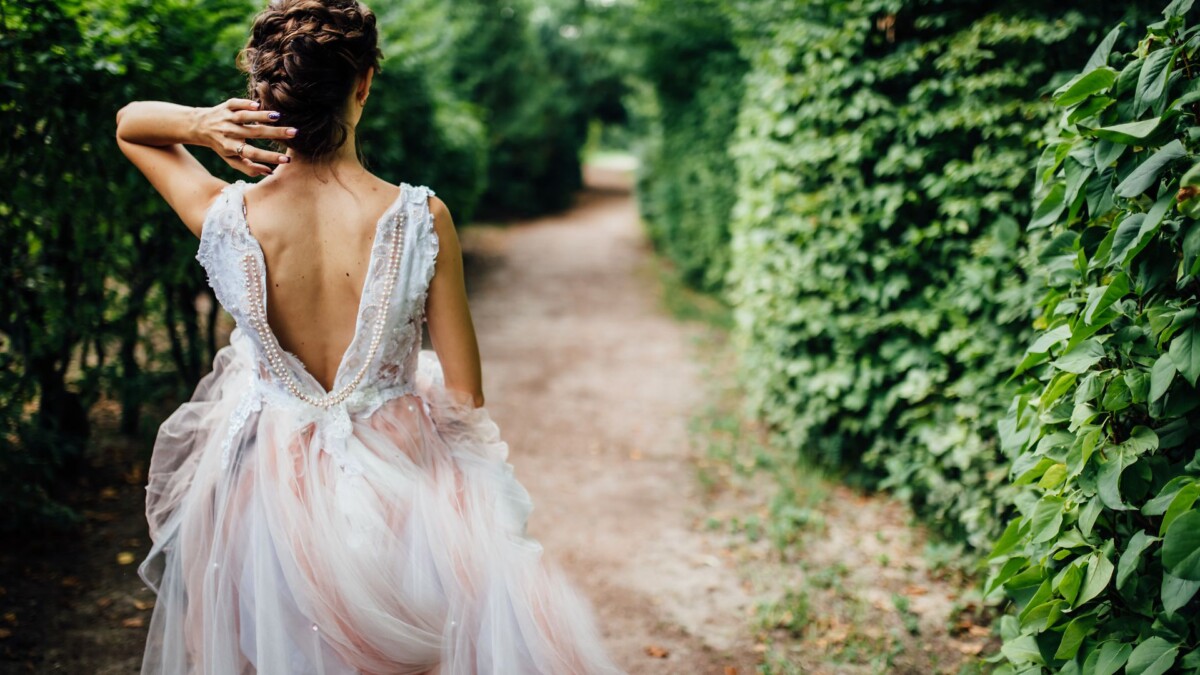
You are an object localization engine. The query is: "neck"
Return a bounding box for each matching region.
[274,134,364,178]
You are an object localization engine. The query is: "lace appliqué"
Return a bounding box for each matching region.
[199,180,440,477]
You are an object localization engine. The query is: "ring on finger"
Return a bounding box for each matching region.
[235,142,246,157]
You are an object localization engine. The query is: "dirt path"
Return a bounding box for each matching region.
[459,165,761,672]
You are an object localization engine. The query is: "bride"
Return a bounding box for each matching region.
[114,0,624,672]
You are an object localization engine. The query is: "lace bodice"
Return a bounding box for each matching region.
[194,179,440,474]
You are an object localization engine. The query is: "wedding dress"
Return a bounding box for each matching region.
[137,179,625,674]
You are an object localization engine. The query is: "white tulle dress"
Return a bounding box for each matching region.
[137,179,625,674]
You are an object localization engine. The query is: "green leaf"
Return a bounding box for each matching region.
[1116,530,1158,589]
[1030,496,1065,544]
[1150,354,1177,403]
[1090,640,1132,675]
[1115,140,1187,198]
[1162,572,1200,616]
[1055,614,1098,660]
[1001,635,1044,665]
[1120,426,1159,455]
[1084,273,1129,324]
[1099,447,1135,511]
[1053,340,1104,374]
[1056,67,1118,107]
[1161,483,1200,534]
[1168,325,1200,386]
[1134,48,1179,117]
[1058,561,1083,605]
[1084,24,1124,71]
[1163,509,1200,580]
[1038,463,1067,490]
[1076,550,1114,607]
[1029,324,1073,354]
[1164,0,1196,17]
[1031,182,1067,229]
[1126,636,1178,675]
[1091,117,1166,145]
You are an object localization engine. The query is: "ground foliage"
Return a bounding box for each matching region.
[987,3,1200,670]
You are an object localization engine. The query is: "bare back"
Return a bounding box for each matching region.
[240,173,403,392]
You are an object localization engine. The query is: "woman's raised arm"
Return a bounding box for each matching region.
[114,98,294,236]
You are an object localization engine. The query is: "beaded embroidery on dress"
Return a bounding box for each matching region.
[137,179,625,675]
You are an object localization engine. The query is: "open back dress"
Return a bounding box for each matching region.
[137,179,625,675]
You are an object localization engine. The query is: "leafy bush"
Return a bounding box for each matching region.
[723,0,1138,549]
[987,3,1200,670]
[632,0,745,292]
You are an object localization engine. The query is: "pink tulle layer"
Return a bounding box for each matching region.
[138,339,624,674]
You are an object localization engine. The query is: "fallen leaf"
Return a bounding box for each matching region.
[96,597,114,609]
[3,612,15,624]
[903,584,928,596]
[117,551,136,565]
[133,599,155,611]
[99,486,119,500]
[60,576,82,588]
[968,625,990,638]
[628,449,643,461]
[956,642,984,655]
[0,628,10,639]
[724,668,738,675]
[643,644,669,658]
[121,617,145,628]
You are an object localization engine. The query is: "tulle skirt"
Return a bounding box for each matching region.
[138,332,624,674]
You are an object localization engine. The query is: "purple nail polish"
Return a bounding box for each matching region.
[268,111,280,120]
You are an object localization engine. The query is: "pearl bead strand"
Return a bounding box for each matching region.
[240,201,407,409]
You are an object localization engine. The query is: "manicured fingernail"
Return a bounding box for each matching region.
[287,128,298,137]
[252,101,260,108]
[280,155,290,163]
[268,111,280,120]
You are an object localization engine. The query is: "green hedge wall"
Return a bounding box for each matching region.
[633,0,745,292]
[987,4,1200,670]
[724,0,1141,549]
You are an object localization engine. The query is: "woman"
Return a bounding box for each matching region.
[114,1,624,672]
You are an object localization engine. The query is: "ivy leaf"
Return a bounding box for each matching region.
[1030,495,1065,544]
[1056,67,1118,107]
[1084,24,1124,71]
[1162,509,1200,580]
[1114,140,1186,198]
[1164,0,1196,17]
[1089,640,1133,675]
[1098,447,1135,511]
[1030,182,1067,229]
[1150,353,1177,403]
[1126,636,1178,675]
[1168,325,1200,386]
[1120,426,1159,455]
[1091,117,1166,145]
[1084,272,1129,324]
[1134,47,1179,117]
[1076,550,1115,607]
[1116,530,1158,589]
[1053,340,1105,374]
[1162,572,1200,616]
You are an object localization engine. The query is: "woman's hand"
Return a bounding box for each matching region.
[194,98,298,177]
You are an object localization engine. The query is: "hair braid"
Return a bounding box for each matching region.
[235,0,382,160]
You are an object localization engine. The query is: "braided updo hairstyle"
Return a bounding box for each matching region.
[236,0,383,160]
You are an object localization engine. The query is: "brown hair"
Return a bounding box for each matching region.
[236,0,382,160]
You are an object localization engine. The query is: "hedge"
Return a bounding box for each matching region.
[987,3,1200,670]
[723,0,1141,550]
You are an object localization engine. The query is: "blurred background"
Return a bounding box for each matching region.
[6,0,1200,672]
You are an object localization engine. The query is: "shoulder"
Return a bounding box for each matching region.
[424,192,459,242]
